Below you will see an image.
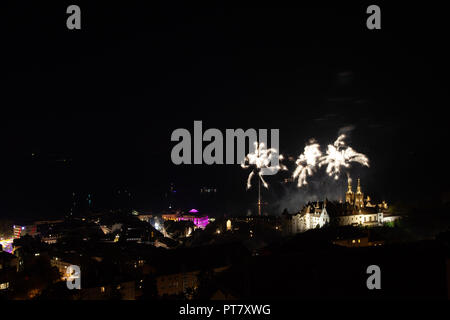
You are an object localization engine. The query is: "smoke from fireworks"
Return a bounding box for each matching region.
[292,140,322,187]
[319,134,369,180]
[241,142,286,190]
[346,172,352,185]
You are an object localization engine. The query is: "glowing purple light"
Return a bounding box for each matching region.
[0,238,14,253]
[178,213,209,229]
[189,209,199,213]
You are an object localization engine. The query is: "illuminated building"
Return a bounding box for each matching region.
[345,178,354,204]
[137,214,153,223]
[13,226,24,239]
[282,201,330,235]
[80,281,136,300]
[177,215,209,229]
[345,177,386,209]
[162,213,179,221]
[50,257,74,281]
[41,235,60,244]
[162,209,209,229]
[282,178,401,235]
[226,220,232,231]
[13,225,37,239]
[354,179,364,208]
[0,238,14,253]
[333,236,384,247]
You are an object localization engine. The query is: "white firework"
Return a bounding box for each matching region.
[241,141,286,190]
[319,134,369,180]
[293,140,322,187]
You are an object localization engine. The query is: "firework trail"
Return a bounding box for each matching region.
[292,140,322,187]
[319,134,369,180]
[241,141,286,190]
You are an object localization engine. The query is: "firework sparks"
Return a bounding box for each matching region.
[292,140,322,187]
[319,134,369,180]
[241,142,286,190]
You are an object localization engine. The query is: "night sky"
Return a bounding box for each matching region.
[2,1,449,218]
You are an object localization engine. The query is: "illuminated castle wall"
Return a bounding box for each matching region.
[282,201,330,234]
[282,178,398,236]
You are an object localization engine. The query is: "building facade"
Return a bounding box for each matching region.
[162,209,209,229]
[282,177,400,236]
[282,201,330,235]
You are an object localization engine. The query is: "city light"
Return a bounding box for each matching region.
[0,238,14,253]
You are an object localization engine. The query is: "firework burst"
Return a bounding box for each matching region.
[319,134,369,180]
[292,140,322,187]
[241,141,286,190]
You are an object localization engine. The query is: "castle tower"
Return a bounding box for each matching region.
[365,195,374,207]
[354,178,364,208]
[345,176,354,204]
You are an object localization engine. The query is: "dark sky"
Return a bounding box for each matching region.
[1,1,449,218]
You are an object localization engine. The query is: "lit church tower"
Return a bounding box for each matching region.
[354,178,364,208]
[345,176,354,204]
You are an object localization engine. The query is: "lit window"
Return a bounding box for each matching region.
[101,287,105,293]
[0,282,9,290]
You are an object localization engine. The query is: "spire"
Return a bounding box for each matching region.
[355,178,364,208]
[347,176,353,192]
[345,175,354,204]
